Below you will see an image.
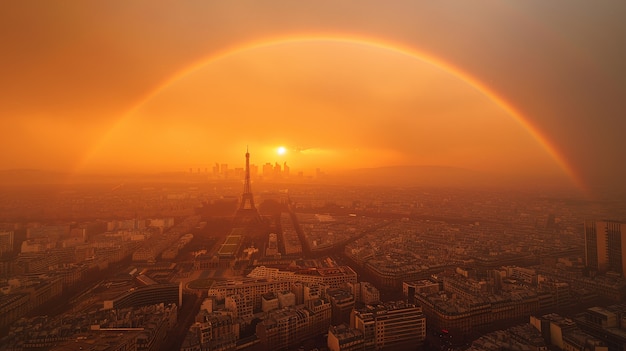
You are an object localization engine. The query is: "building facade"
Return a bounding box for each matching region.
[247,265,358,288]
[585,220,626,276]
[208,279,292,312]
[351,301,426,350]
[328,324,365,351]
[256,299,332,350]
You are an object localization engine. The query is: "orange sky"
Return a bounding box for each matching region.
[0,2,624,193]
[82,39,560,179]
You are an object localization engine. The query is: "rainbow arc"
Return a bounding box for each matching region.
[78,33,588,195]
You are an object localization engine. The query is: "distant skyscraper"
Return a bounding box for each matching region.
[584,220,626,276]
[283,162,290,177]
[273,162,281,178]
[0,231,14,255]
[263,162,273,179]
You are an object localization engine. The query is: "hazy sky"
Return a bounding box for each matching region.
[1,1,624,194]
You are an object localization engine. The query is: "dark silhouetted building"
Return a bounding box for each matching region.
[585,220,626,276]
[234,148,261,225]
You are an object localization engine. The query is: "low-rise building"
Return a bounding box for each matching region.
[247,265,358,288]
[328,323,365,351]
[351,301,426,350]
[256,299,331,350]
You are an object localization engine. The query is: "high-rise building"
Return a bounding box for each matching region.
[0,231,14,255]
[263,163,273,179]
[273,162,282,178]
[584,220,626,276]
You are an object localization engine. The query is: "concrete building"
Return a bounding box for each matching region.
[574,305,626,351]
[351,301,426,350]
[277,290,296,308]
[0,231,14,256]
[103,282,182,310]
[563,330,607,351]
[247,265,358,288]
[191,311,239,351]
[504,266,538,284]
[256,299,331,350]
[584,220,626,276]
[468,323,547,351]
[225,294,252,318]
[289,281,327,306]
[26,225,70,240]
[530,313,579,349]
[0,293,30,330]
[531,313,607,351]
[328,323,365,351]
[262,292,279,312]
[304,282,327,302]
[327,287,355,326]
[291,282,305,305]
[415,273,541,335]
[359,282,380,305]
[537,276,574,308]
[403,280,440,300]
[5,303,178,351]
[208,279,292,312]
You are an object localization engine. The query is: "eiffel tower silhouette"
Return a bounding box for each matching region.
[234,147,261,225]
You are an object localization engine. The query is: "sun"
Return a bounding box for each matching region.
[277,146,287,155]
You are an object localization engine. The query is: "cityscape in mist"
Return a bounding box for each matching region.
[1,2,625,351]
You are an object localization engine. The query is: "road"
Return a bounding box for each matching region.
[159,292,202,351]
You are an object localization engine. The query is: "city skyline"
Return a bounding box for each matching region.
[2,179,625,349]
[1,2,625,197]
[2,3,626,348]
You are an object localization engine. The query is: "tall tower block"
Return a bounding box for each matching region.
[234,147,261,225]
[585,220,626,277]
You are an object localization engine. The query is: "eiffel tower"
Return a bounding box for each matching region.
[234,147,261,225]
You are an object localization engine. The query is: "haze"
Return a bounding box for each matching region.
[1,1,624,195]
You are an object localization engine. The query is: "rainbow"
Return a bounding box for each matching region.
[81,33,588,194]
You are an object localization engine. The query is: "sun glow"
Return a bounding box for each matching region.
[74,35,587,194]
